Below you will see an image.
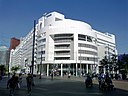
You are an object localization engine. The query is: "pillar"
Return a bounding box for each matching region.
[73,64,75,76]
[96,65,99,74]
[60,64,63,77]
[76,63,78,77]
[103,66,106,74]
[86,64,88,74]
[47,64,49,76]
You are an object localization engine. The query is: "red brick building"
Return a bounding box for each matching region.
[9,37,20,51]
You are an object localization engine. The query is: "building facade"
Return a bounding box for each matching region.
[0,46,9,65]
[9,12,117,76]
[9,37,20,51]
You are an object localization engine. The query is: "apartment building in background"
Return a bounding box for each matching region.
[0,46,9,66]
[9,37,20,51]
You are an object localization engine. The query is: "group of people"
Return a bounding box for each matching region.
[85,72,114,90]
[7,73,33,96]
[98,73,114,90]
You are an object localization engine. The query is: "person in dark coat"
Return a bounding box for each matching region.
[26,73,33,95]
[7,74,18,96]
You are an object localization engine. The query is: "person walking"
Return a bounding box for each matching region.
[18,73,22,88]
[7,74,18,96]
[0,72,2,80]
[51,72,54,80]
[26,73,33,95]
[98,73,103,89]
[68,73,71,79]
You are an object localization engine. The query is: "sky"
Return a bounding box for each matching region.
[0,0,127,54]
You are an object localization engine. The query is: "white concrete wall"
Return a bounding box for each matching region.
[10,11,117,74]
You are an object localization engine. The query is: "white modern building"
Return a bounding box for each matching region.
[0,46,9,65]
[9,12,117,76]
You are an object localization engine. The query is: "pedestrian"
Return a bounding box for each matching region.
[51,72,54,80]
[8,73,11,80]
[17,73,22,88]
[26,73,33,95]
[7,74,18,96]
[98,73,102,89]
[0,74,2,80]
[68,73,71,79]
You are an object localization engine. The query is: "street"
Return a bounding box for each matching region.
[0,76,128,96]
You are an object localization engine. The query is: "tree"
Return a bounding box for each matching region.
[100,54,117,74]
[116,59,124,72]
[120,54,128,74]
[100,56,109,73]
[11,66,20,73]
[116,54,128,79]
[0,65,7,75]
[109,54,118,73]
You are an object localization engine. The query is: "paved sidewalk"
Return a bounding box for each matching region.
[0,75,128,96]
[53,76,128,91]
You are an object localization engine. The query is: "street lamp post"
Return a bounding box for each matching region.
[31,20,36,87]
[107,44,110,73]
[31,20,36,76]
[93,55,95,73]
[31,20,36,86]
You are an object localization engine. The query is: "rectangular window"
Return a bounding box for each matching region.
[87,36,92,42]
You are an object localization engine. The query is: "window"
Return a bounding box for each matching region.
[46,14,52,18]
[78,34,86,41]
[40,23,42,29]
[87,36,92,42]
[55,57,70,60]
[78,43,97,50]
[55,18,62,21]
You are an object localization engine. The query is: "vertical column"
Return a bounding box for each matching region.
[86,64,88,74]
[104,66,106,74]
[60,64,63,77]
[83,64,85,74]
[47,64,49,76]
[112,67,115,74]
[90,65,92,72]
[96,65,99,74]
[76,64,78,77]
[73,64,75,76]
[93,64,95,73]
[80,64,82,76]
[93,65,95,72]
